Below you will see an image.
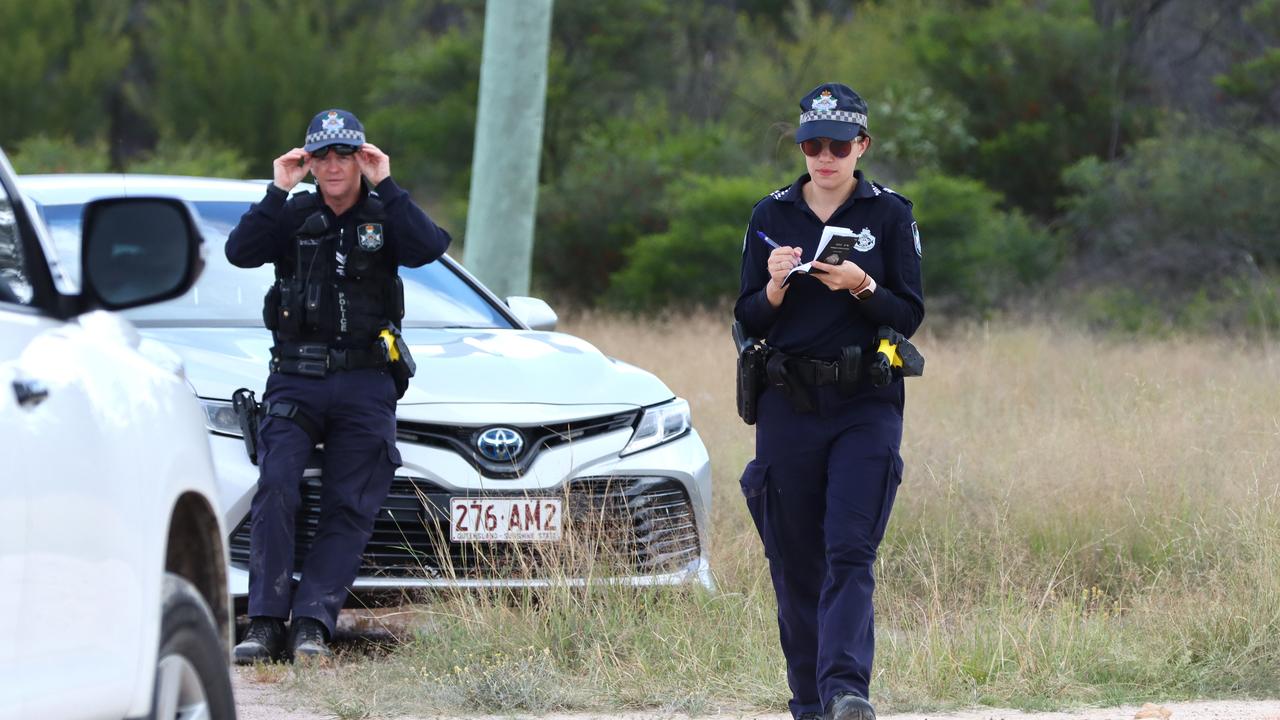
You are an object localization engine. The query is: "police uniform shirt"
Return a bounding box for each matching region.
[735,169,924,360]
[227,177,451,272]
[226,177,452,348]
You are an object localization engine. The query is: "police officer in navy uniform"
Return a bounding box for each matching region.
[227,108,451,662]
[735,84,924,720]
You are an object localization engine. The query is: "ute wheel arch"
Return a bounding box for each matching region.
[165,492,231,651]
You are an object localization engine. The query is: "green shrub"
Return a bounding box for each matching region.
[9,135,111,174]
[1061,125,1280,268]
[1073,276,1280,337]
[901,173,1059,313]
[533,108,755,304]
[125,134,251,178]
[605,172,782,311]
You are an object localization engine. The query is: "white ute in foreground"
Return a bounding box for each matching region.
[0,148,235,720]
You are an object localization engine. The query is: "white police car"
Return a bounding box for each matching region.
[20,174,713,608]
[1,154,234,718]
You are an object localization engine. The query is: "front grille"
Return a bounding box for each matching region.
[228,475,701,580]
[394,411,639,479]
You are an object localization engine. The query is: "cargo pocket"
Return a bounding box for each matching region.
[871,449,904,544]
[355,439,401,520]
[739,459,770,543]
[385,437,403,469]
[739,459,769,499]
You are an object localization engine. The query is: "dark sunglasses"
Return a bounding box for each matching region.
[800,138,856,158]
[311,144,359,159]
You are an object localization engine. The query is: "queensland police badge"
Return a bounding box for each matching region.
[358,223,384,251]
[853,227,876,252]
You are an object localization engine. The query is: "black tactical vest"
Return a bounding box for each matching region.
[262,191,405,374]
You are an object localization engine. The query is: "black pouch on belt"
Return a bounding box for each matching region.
[766,352,816,413]
[230,388,263,465]
[838,344,862,396]
[731,321,765,425]
[736,345,765,425]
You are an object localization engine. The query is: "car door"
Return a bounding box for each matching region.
[0,158,145,720]
[0,177,38,720]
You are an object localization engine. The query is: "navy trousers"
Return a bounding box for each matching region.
[741,383,904,719]
[247,367,402,636]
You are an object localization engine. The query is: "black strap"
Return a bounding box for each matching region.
[272,343,388,376]
[264,400,322,446]
[788,357,841,386]
[326,346,387,370]
[766,352,815,413]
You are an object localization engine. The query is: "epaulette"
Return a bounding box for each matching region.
[362,194,386,219]
[755,183,792,208]
[870,181,913,208]
[285,190,319,211]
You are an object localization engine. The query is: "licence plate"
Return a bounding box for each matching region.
[449,497,563,542]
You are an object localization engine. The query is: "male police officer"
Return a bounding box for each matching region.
[227,109,451,662]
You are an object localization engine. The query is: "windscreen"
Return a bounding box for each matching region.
[39,200,512,329]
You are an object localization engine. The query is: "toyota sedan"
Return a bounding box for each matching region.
[21,173,713,606]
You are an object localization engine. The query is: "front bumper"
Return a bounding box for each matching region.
[213,423,713,597]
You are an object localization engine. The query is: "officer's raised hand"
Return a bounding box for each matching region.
[356,143,391,186]
[273,148,311,192]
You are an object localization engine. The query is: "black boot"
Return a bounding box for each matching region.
[289,616,332,662]
[826,692,876,720]
[233,617,286,664]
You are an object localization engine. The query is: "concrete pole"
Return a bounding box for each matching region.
[463,0,553,298]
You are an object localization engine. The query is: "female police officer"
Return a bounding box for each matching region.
[734,83,924,720]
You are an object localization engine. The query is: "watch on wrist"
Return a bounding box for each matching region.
[850,275,876,300]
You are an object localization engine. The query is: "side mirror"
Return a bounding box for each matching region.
[505,295,557,331]
[80,197,204,311]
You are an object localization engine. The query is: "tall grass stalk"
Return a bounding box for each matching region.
[288,314,1280,715]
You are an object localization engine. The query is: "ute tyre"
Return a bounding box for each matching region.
[148,573,237,720]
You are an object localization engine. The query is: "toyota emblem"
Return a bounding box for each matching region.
[475,427,524,462]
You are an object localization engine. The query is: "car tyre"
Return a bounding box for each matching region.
[148,573,237,720]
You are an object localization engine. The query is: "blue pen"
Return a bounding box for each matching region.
[756,230,781,249]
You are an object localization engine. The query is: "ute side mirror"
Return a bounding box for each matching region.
[80,197,205,312]
[505,295,557,331]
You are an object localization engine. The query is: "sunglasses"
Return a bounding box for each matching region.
[800,137,858,158]
[311,144,359,159]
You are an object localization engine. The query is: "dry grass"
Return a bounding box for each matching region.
[280,312,1280,716]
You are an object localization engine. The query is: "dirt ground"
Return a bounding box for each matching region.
[231,670,1280,720]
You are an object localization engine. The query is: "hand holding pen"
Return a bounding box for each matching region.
[759,231,803,289]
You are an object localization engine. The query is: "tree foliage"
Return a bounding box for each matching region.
[2,0,1277,324]
[913,0,1154,217]
[0,0,131,145]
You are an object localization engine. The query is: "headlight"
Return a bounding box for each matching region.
[621,398,691,456]
[200,398,243,437]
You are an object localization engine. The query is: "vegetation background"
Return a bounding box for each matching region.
[3,0,1279,330]
[4,0,1278,714]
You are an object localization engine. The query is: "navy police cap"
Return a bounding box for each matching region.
[795,83,868,143]
[304,108,366,153]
